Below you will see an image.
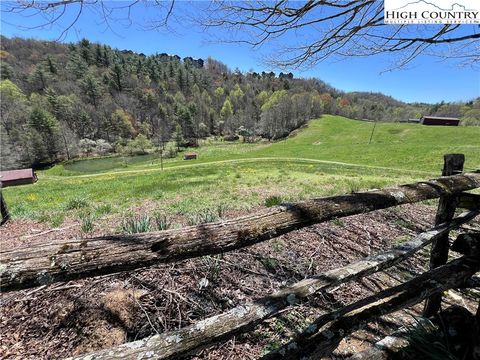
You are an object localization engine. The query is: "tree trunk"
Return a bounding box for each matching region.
[2,173,480,292]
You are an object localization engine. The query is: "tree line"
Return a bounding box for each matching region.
[1,36,478,170]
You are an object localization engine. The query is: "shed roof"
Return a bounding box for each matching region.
[421,116,459,121]
[0,169,35,182]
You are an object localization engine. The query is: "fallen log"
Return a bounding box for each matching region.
[261,255,480,359]
[2,173,480,292]
[66,211,478,360]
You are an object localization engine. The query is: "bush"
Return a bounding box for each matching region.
[223,134,239,141]
[79,138,97,156]
[95,139,113,155]
[124,134,153,155]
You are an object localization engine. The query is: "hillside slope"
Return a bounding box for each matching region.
[59,115,480,175]
[2,36,478,171]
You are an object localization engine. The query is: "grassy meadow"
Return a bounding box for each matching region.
[4,115,480,228]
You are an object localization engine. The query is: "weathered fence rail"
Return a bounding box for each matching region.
[1,172,480,292]
[262,255,480,359]
[66,210,479,360]
[2,154,480,360]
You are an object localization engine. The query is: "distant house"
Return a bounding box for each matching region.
[420,116,460,126]
[183,152,198,160]
[0,168,37,188]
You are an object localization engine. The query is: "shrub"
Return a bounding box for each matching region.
[95,139,113,155]
[223,134,239,141]
[124,134,153,155]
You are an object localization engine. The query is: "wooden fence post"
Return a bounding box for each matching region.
[0,181,10,226]
[423,154,465,317]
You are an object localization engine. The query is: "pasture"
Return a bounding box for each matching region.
[3,115,480,228]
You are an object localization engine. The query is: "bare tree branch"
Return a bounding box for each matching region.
[2,0,478,68]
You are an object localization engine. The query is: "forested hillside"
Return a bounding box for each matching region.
[1,36,478,170]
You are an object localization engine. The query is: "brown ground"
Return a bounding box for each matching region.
[1,204,479,359]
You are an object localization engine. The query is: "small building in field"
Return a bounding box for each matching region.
[420,116,460,126]
[0,168,37,188]
[183,152,198,160]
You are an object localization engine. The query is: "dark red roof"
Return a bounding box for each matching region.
[0,169,35,182]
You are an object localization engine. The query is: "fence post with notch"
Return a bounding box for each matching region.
[423,153,465,317]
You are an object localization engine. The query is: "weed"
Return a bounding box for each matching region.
[202,255,223,280]
[187,209,219,225]
[216,203,228,218]
[332,218,345,227]
[49,213,65,228]
[121,214,152,234]
[36,210,64,227]
[95,203,112,216]
[261,257,279,272]
[10,202,35,218]
[394,219,416,230]
[265,195,283,207]
[401,317,458,360]
[79,211,95,235]
[260,340,282,356]
[394,235,411,244]
[153,211,171,231]
[271,238,285,252]
[152,190,165,200]
[345,179,360,193]
[64,196,89,210]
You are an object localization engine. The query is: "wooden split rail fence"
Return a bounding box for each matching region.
[1,154,480,359]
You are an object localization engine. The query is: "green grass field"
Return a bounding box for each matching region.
[4,115,480,227]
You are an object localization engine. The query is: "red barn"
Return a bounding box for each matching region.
[0,169,37,188]
[420,116,460,126]
[183,152,198,160]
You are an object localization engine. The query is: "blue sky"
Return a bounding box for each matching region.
[1,1,478,104]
